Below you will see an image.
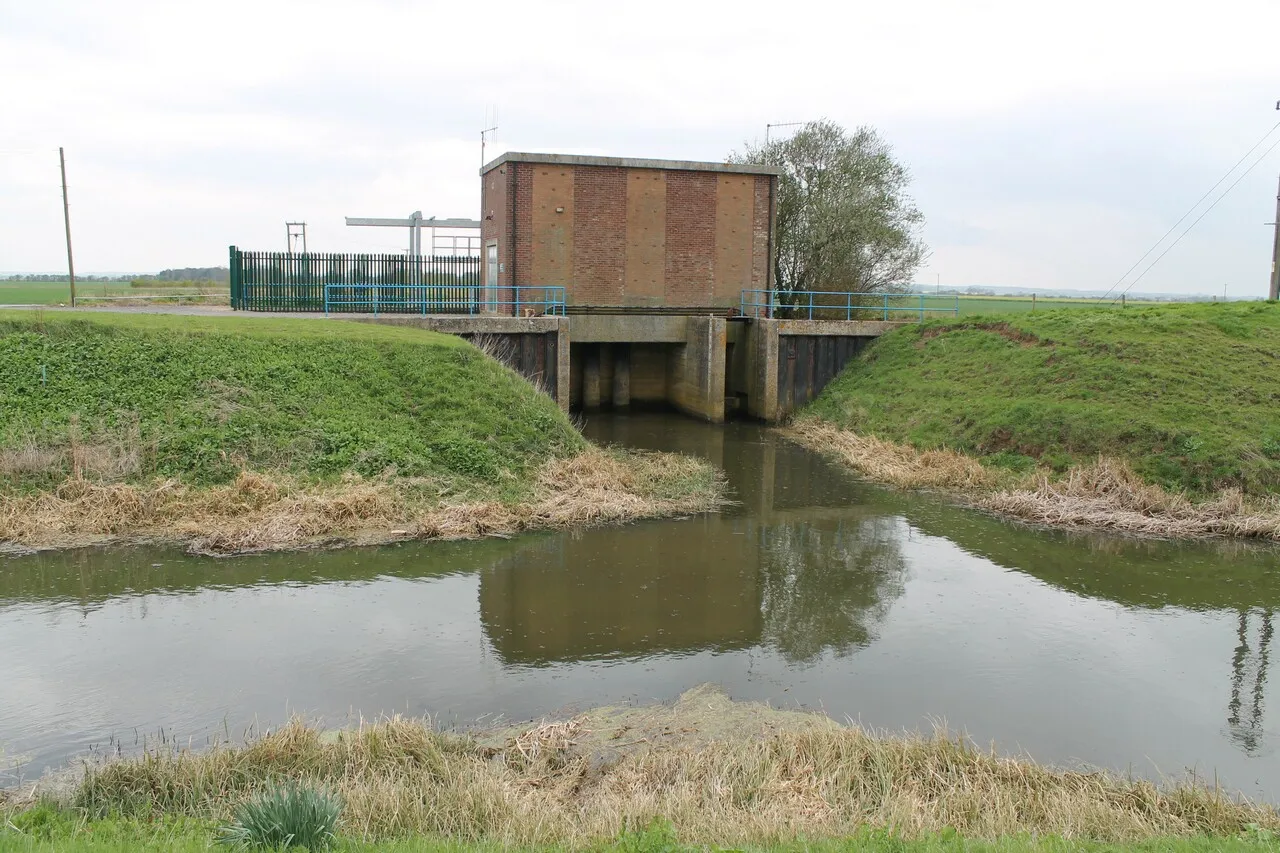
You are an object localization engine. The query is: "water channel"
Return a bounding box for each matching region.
[2,414,1278,800]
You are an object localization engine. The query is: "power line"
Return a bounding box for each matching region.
[1099,120,1280,303]
[1112,131,1280,301]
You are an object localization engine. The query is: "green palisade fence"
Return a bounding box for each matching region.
[229,246,483,313]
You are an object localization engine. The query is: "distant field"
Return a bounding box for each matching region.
[950,295,1168,317]
[0,280,224,305]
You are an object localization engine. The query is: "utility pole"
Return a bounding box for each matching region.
[59,147,76,307]
[1270,173,1280,301]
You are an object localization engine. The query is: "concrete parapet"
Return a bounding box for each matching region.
[775,319,899,337]
[354,315,565,336]
[568,314,689,343]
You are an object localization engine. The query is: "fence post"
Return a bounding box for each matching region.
[883,294,888,321]
[846,291,852,320]
[228,246,239,309]
[1032,293,1036,313]
[920,293,925,322]
[808,290,814,320]
[954,294,959,317]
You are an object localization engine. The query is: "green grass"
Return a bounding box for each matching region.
[804,302,1280,496]
[949,295,1168,317]
[0,281,222,305]
[0,813,1276,853]
[0,311,583,495]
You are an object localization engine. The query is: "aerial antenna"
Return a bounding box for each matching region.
[481,105,499,168]
[765,121,805,146]
[286,221,307,253]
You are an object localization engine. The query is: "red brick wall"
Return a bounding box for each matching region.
[481,165,510,290]
[664,171,718,307]
[487,160,775,308]
[512,163,533,314]
[752,174,772,292]
[571,166,627,304]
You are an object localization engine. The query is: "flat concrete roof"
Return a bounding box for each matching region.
[480,151,783,177]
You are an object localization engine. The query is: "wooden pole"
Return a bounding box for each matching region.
[59,147,77,307]
[1269,173,1280,301]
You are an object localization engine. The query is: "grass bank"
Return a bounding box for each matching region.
[0,311,720,553]
[796,302,1280,539]
[2,686,1276,850]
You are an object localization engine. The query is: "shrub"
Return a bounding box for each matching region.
[218,782,341,850]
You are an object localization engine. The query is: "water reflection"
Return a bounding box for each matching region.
[1229,609,1274,755]
[2,414,1279,797]
[759,517,905,662]
[479,523,763,664]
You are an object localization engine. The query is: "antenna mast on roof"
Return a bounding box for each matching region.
[286,222,307,254]
[481,105,498,168]
[481,124,499,168]
[765,121,805,146]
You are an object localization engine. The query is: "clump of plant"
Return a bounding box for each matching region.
[218,782,341,850]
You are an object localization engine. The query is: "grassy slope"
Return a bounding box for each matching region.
[805,302,1280,496]
[0,813,1275,852]
[951,296,1165,317]
[0,311,584,496]
[5,824,1274,850]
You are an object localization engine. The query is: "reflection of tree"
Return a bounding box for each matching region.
[1228,608,1274,755]
[759,516,907,663]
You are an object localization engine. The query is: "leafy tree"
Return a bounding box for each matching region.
[731,120,927,297]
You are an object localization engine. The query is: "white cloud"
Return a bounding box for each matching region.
[2,0,1278,293]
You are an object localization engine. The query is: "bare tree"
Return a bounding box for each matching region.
[732,120,928,298]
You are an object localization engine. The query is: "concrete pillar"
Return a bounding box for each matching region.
[553,316,571,413]
[583,344,602,411]
[667,316,727,423]
[612,344,631,410]
[746,318,780,422]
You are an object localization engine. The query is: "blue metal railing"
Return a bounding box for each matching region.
[322,284,566,317]
[740,289,960,321]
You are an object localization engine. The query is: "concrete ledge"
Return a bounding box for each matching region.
[774,319,901,337]
[482,151,782,177]
[568,314,689,343]
[350,315,566,335]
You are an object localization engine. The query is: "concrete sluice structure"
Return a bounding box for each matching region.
[360,152,898,422]
[360,313,894,423]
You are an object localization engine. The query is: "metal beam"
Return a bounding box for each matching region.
[345,216,482,229]
[345,217,414,227]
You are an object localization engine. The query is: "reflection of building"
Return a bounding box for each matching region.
[478,419,908,666]
[1228,608,1274,755]
[478,521,764,664]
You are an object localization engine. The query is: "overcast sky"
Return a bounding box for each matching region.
[2,0,1278,295]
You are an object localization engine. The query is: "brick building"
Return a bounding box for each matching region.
[479,153,780,310]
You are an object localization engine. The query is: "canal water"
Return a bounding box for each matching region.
[1,414,1278,799]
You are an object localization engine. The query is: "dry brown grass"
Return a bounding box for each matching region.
[65,685,1279,845]
[0,423,146,483]
[983,458,1280,539]
[788,419,1005,491]
[0,448,722,555]
[789,418,1280,541]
